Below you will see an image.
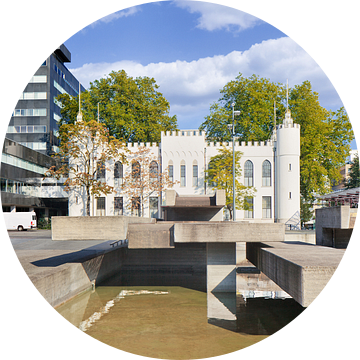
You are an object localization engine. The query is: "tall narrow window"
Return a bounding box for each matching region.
[114,161,123,186]
[114,197,123,215]
[262,160,271,187]
[149,196,159,218]
[244,160,254,186]
[180,161,186,187]
[131,197,140,217]
[168,161,174,182]
[149,161,158,184]
[244,197,254,218]
[96,197,106,216]
[132,161,141,180]
[96,161,105,180]
[262,196,271,218]
[192,161,198,187]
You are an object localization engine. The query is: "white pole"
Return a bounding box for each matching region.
[232,103,236,221]
[286,79,289,111]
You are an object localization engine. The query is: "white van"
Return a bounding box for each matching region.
[3,211,37,231]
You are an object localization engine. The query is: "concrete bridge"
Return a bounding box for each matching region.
[126,221,344,307]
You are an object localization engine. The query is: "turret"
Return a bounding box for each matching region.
[274,108,300,224]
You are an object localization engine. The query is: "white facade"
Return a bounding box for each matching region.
[69,111,300,223]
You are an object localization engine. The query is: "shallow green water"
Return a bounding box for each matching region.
[56,273,304,359]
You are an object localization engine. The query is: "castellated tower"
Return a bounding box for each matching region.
[274,109,300,224]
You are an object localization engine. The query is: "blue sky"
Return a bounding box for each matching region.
[63,0,353,146]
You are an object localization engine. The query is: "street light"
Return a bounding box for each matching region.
[229,103,240,221]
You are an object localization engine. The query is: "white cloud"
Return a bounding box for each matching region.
[70,37,341,128]
[90,6,140,27]
[173,0,261,31]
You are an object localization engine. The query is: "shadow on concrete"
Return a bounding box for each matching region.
[212,268,236,293]
[236,266,261,274]
[31,249,105,267]
[99,269,207,292]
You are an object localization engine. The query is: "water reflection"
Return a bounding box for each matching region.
[208,290,303,335]
[56,264,305,358]
[208,263,304,335]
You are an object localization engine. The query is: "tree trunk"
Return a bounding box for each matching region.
[228,205,233,220]
[86,187,91,216]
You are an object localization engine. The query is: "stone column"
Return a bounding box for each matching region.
[207,242,236,292]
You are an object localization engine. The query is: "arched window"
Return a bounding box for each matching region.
[132,161,141,180]
[149,161,158,183]
[244,160,253,187]
[262,160,271,187]
[114,161,123,186]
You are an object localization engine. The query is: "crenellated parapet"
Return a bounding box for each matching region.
[161,130,206,137]
[206,140,273,148]
[127,142,159,149]
[277,123,300,130]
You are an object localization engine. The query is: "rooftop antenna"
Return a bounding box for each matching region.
[286,79,289,111]
[273,100,277,141]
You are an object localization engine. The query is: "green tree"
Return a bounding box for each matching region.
[289,82,354,203]
[57,70,178,143]
[206,147,256,220]
[345,154,360,189]
[201,74,354,223]
[200,74,286,142]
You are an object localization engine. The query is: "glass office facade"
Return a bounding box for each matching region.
[6,44,85,156]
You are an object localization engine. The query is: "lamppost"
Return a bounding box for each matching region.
[228,103,240,221]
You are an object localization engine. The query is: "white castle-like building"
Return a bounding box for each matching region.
[69,108,300,225]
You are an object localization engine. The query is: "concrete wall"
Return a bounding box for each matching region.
[127,223,174,249]
[164,207,223,221]
[118,243,207,292]
[320,228,354,249]
[162,189,225,221]
[52,215,155,241]
[285,230,316,244]
[316,206,357,247]
[122,243,206,274]
[34,246,127,308]
[174,222,285,243]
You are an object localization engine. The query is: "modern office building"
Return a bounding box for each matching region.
[6,44,84,156]
[1,138,68,220]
